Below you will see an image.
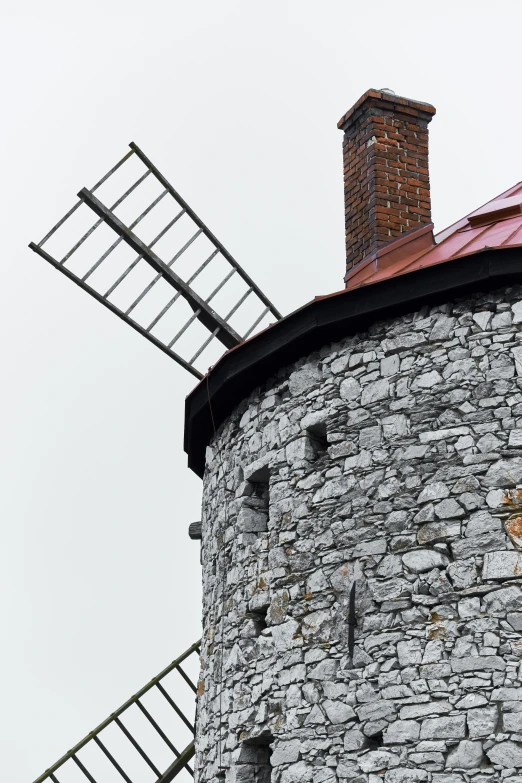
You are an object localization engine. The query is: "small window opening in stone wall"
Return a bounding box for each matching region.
[244,605,268,638]
[239,465,270,534]
[286,424,328,467]
[367,729,384,749]
[306,421,328,458]
[232,734,273,783]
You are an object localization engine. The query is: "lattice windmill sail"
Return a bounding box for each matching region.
[33,641,201,783]
[30,142,282,379]
[28,145,282,782]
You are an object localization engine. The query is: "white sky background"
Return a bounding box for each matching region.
[2,0,522,780]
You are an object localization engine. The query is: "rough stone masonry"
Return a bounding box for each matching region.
[195,285,522,783]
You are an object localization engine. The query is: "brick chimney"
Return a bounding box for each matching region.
[338,89,436,283]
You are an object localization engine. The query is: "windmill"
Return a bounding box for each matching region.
[29,142,282,783]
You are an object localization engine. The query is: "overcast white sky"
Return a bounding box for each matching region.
[2,1,522,780]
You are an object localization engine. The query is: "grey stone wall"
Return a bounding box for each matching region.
[195,285,522,783]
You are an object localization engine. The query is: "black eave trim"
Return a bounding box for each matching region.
[184,247,522,477]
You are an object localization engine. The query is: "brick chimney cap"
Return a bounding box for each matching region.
[337,88,436,130]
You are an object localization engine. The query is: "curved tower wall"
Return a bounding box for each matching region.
[196,285,522,783]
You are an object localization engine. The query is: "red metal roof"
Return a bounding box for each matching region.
[345,181,522,291]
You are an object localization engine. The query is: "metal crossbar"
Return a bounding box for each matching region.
[33,640,201,783]
[29,142,282,378]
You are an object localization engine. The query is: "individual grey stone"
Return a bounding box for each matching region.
[238,506,268,532]
[403,445,429,460]
[473,311,492,330]
[323,699,355,724]
[311,769,336,783]
[503,712,522,733]
[455,693,488,709]
[402,549,449,573]
[450,655,506,673]
[458,597,481,619]
[418,482,450,503]
[304,704,325,725]
[397,639,422,666]
[300,408,330,431]
[509,429,522,447]
[302,609,333,638]
[280,760,313,782]
[512,301,522,323]
[484,458,522,487]
[302,682,320,704]
[271,619,299,651]
[420,663,451,679]
[451,531,508,559]
[429,315,455,340]
[417,521,461,545]
[477,432,503,453]
[382,413,409,437]
[354,538,387,557]
[313,475,356,502]
[410,753,446,769]
[307,658,339,680]
[467,705,498,737]
[368,578,410,602]
[288,363,322,395]
[486,488,509,508]
[358,750,400,772]
[383,720,421,744]
[381,354,400,376]
[445,740,484,769]
[491,687,522,701]
[465,510,501,536]
[361,378,390,406]
[376,554,403,578]
[414,503,436,524]
[413,370,443,389]
[286,436,316,464]
[340,376,361,401]
[330,561,362,591]
[447,558,477,589]
[383,332,426,352]
[484,586,522,613]
[359,424,382,448]
[487,740,522,768]
[336,761,360,781]
[512,345,522,376]
[357,700,397,722]
[420,715,467,740]
[400,702,452,720]
[508,612,522,631]
[343,728,367,751]
[459,491,482,511]
[434,498,464,519]
[419,426,470,444]
[483,551,522,581]
[385,770,428,783]
[271,740,301,766]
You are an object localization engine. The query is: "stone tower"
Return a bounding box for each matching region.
[184,90,522,783]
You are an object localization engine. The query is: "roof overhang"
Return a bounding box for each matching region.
[184,247,522,477]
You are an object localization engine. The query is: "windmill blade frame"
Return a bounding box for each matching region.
[32,640,201,783]
[30,142,282,379]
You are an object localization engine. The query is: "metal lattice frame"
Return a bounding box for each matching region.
[29,143,282,379]
[33,640,200,783]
